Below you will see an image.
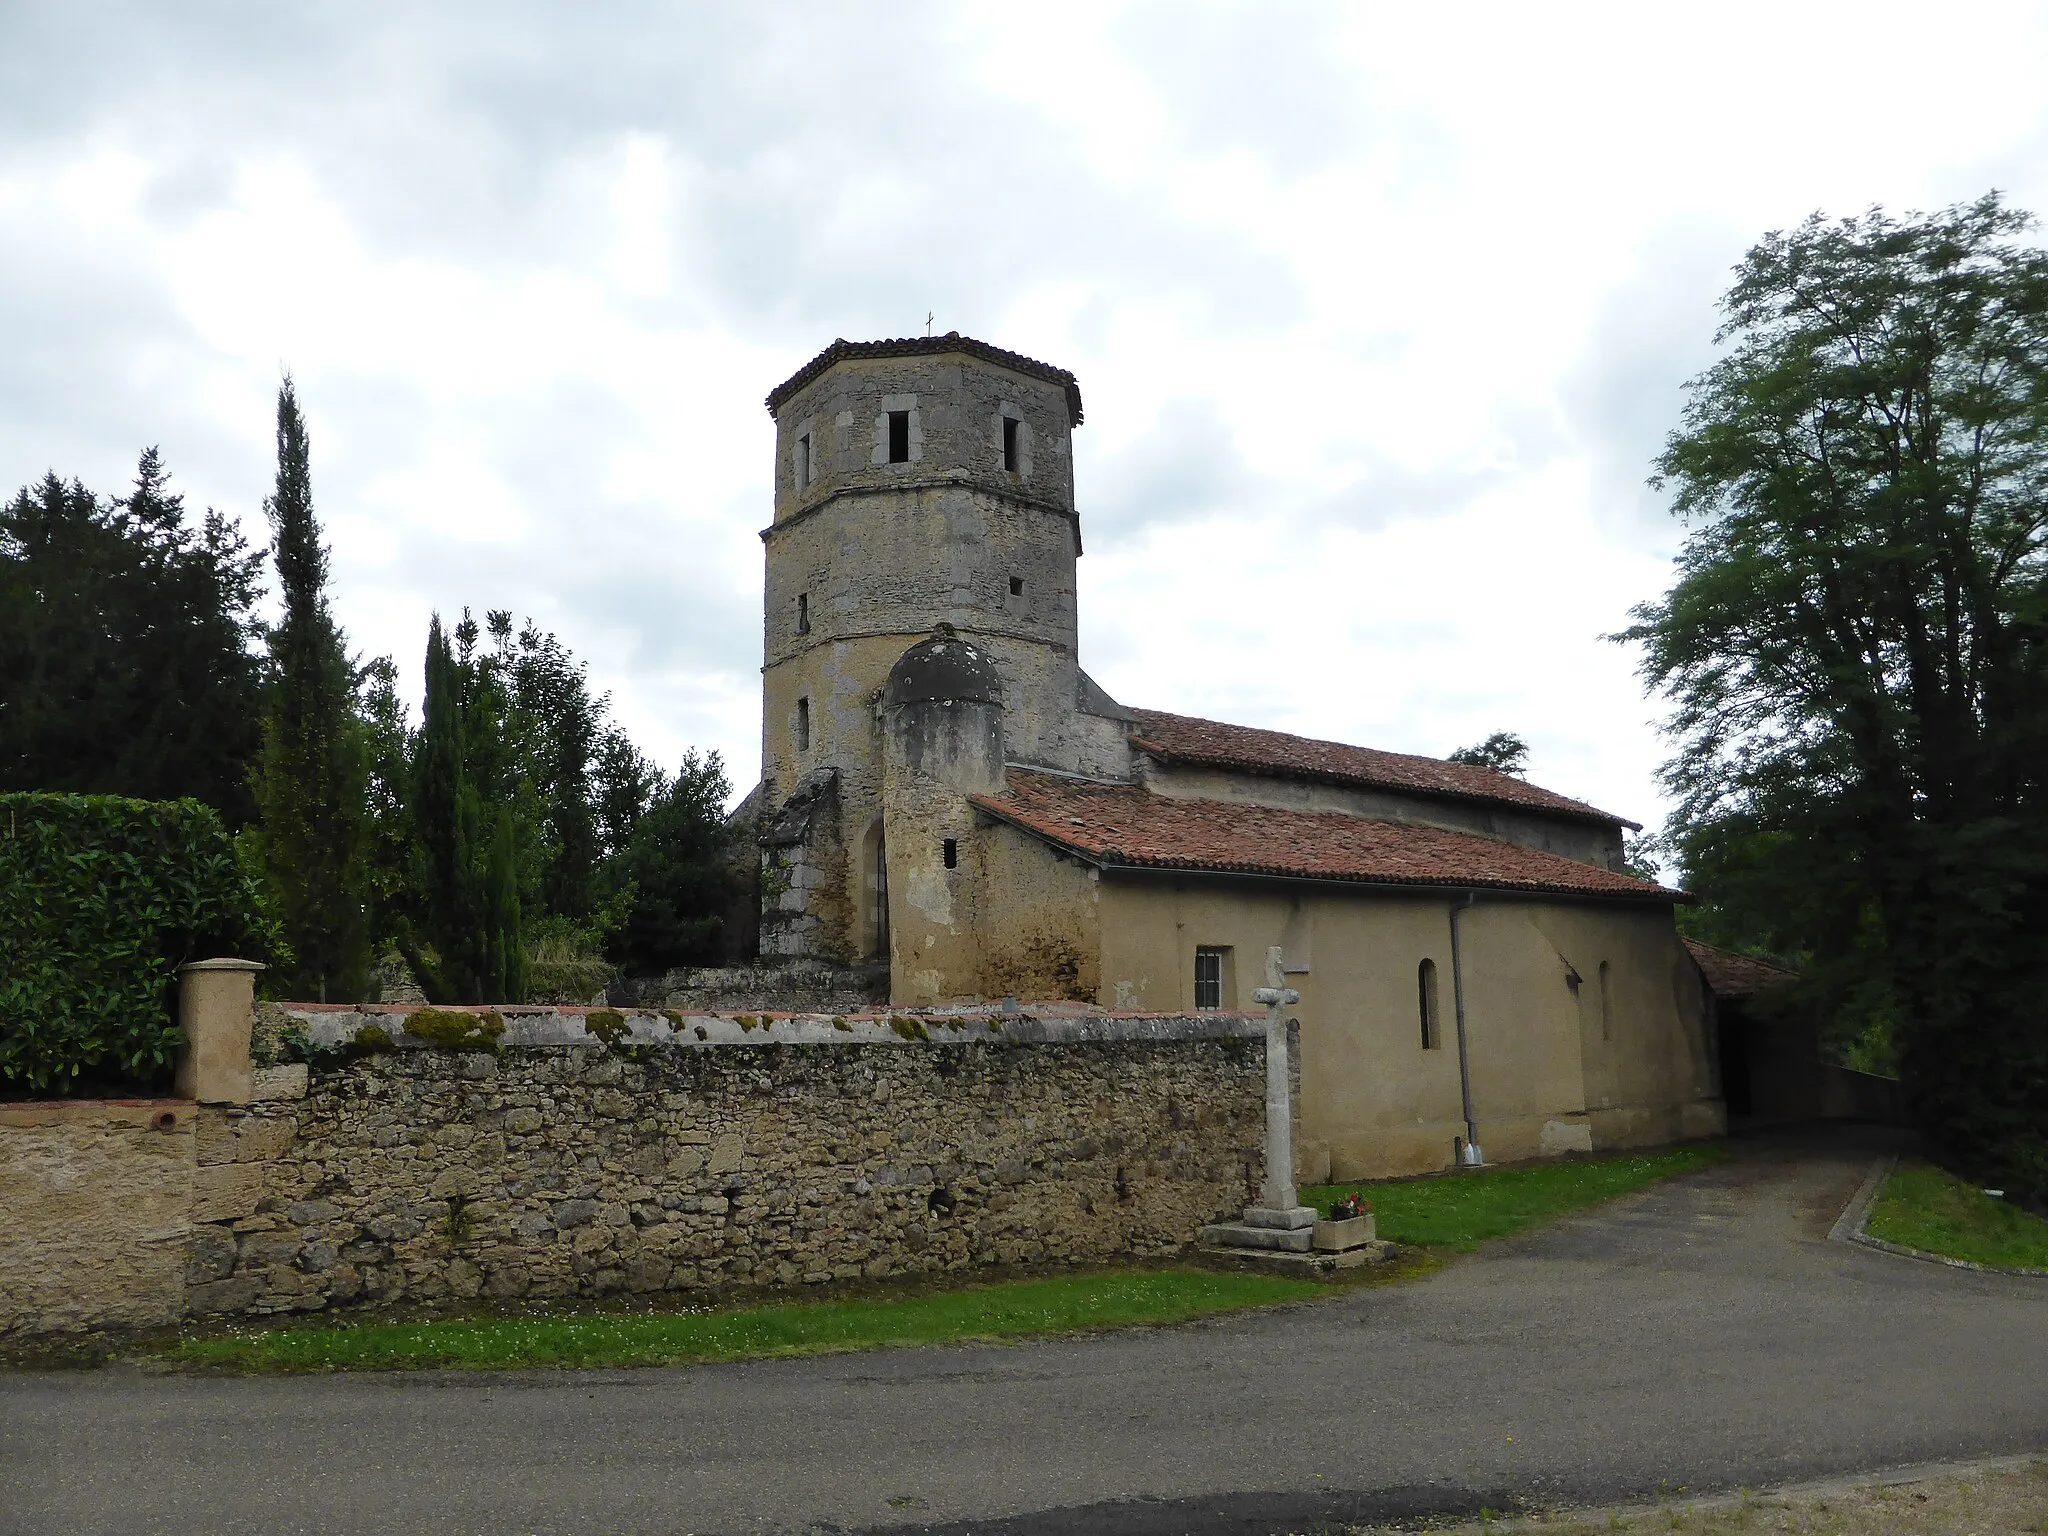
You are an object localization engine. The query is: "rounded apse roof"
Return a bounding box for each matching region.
[884,628,1004,709]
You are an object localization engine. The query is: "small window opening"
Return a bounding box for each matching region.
[942,837,958,869]
[869,824,890,959]
[1598,960,1612,1042]
[1194,947,1228,1011]
[1002,416,1020,471]
[795,696,810,752]
[795,433,811,487]
[796,593,810,634]
[1008,575,1024,597]
[887,410,911,463]
[1418,958,1441,1049]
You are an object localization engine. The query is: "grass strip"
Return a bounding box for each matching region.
[1867,1160,2048,1271]
[168,1267,1323,1373]
[1303,1144,1725,1251]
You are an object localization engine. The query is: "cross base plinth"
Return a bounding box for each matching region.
[1240,1204,1318,1230]
[1196,1235,1396,1273]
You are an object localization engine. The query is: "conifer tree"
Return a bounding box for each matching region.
[484,810,526,1002]
[0,454,264,815]
[402,613,525,1003]
[252,378,369,1000]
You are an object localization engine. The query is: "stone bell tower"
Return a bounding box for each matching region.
[755,334,1130,973]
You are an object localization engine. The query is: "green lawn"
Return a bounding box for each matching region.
[1866,1161,2048,1271]
[1303,1144,1726,1251]
[159,1148,1726,1375]
[167,1267,1323,1373]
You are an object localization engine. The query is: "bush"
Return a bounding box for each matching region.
[0,793,272,1096]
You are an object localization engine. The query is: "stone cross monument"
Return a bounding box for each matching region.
[1247,945,1316,1230]
[1196,945,1320,1254]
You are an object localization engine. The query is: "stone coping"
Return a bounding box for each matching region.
[277,1002,1264,1052]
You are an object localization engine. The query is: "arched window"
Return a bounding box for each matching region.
[1598,960,1612,1042]
[1418,958,1441,1050]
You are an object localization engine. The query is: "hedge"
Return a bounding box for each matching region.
[0,793,270,1096]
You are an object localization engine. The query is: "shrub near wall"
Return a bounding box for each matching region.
[0,793,268,1096]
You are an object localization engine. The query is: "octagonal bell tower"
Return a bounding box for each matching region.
[756,333,1128,970]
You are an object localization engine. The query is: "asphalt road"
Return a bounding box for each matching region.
[4,1128,2045,1536]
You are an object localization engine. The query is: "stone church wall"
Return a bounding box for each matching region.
[1,1003,1266,1337]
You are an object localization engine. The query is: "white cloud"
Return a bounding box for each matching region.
[4,0,2048,827]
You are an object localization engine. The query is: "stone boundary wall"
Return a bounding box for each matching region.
[2,995,1268,1336]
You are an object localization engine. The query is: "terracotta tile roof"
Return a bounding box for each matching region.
[766,333,1084,425]
[974,771,1680,901]
[1127,710,1635,829]
[1683,940,1799,998]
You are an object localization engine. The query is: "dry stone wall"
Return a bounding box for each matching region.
[178,1006,1267,1319]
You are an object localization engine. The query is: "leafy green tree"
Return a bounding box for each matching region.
[0,453,264,818]
[251,378,371,1001]
[605,749,737,974]
[1623,193,2048,1202]
[497,616,604,919]
[1447,731,1530,776]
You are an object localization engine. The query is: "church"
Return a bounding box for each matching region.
[744,332,1724,1180]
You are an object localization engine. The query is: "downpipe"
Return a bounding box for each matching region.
[1449,891,1484,1167]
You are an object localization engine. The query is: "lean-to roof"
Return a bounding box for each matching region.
[1683,939,1799,999]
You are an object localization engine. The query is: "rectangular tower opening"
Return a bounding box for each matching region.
[795,696,811,751]
[1002,416,1020,471]
[796,433,811,487]
[1008,576,1024,596]
[797,592,810,634]
[942,837,958,869]
[887,410,911,463]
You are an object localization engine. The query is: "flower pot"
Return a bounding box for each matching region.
[1312,1213,1377,1251]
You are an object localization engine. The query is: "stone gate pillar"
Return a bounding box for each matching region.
[173,958,265,1104]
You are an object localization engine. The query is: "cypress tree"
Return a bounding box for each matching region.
[252,377,369,1001]
[484,810,526,1003]
[404,614,525,1004]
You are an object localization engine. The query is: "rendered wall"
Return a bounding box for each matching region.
[0,1100,197,1337]
[1094,877,1723,1179]
[886,811,1104,1006]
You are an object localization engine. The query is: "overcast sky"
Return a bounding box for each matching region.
[7,2,2048,830]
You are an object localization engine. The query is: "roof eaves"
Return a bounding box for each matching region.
[767,334,1085,426]
[972,795,1683,904]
